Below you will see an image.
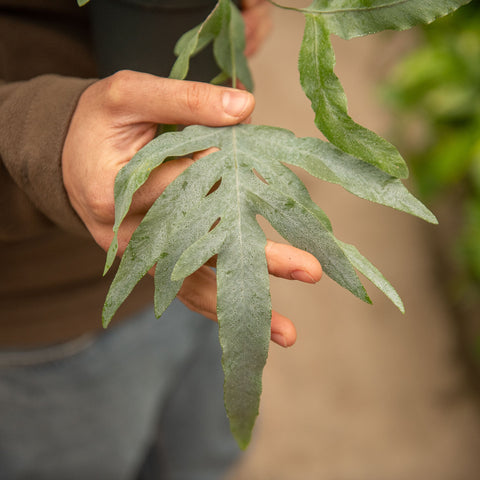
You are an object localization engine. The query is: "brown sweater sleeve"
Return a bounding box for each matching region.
[0,75,95,241]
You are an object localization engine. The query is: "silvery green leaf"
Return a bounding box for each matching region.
[338,240,405,313]
[103,123,436,447]
[170,0,253,90]
[238,126,437,224]
[299,14,408,178]
[104,127,220,273]
[169,0,227,81]
[213,1,254,91]
[307,0,473,39]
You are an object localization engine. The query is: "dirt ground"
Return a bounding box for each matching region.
[226,5,480,480]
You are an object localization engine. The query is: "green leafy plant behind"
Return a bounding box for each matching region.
[78,0,470,448]
[383,0,480,365]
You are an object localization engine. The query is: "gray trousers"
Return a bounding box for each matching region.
[0,300,240,480]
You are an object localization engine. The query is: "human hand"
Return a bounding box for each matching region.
[242,0,273,57]
[62,70,321,347]
[177,242,321,348]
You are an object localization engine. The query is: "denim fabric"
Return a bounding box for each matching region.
[0,300,240,480]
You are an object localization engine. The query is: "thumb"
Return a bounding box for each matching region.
[104,70,255,126]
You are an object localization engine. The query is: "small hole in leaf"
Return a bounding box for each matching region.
[209,217,221,232]
[206,178,222,196]
[253,168,268,184]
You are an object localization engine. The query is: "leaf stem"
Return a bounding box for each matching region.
[265,0,303,13]
[266,0,410,16]
[230,3,237,89]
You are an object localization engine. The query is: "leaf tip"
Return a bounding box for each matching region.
[101,307,112,329]
[237,439,250,451]
[417,201,439,225]
[170,264,184,282]
[395,162,409,180]
[103,239,119,275]
[390,291,406,315]
[103,262,112,277]
[232,428,252,451]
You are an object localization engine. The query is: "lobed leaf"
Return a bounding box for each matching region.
[104,127,220,273]
[237,126,437,223]
[85,0,467,453]
[104,123,436,446]
[103,144,225,323]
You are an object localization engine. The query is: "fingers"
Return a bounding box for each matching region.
[66,70,255,239]
[177,266,297,347]
[265,240,322,283]
[177,266,218,320]
[102,71,255,126]
[175,242,320,349]
[271,311,297,348]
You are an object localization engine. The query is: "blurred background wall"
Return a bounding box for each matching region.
[227,2,480,479]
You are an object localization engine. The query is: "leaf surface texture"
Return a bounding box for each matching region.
[307,0,473,39]
[103,124,437,446]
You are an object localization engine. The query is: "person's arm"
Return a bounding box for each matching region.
[62,71,322,347]
[0,75,94,241]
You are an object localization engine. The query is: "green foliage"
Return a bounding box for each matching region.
[305,0,472,39]
[103,123,436,447]
[170,0,253,90]
[299,13,408,178]
[384,0,480,287]
[275,0,472,178]
[74,0,471,448]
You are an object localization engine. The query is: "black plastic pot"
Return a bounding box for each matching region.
[89,0,240,82]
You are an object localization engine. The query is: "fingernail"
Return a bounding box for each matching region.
[291,270,316,283]
[222,90,250,117]
[271,332,288,347]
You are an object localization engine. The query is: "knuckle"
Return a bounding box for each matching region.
[85,184,115,223]
[103,70,134,108]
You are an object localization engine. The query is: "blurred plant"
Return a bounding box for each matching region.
[383,0,480,362]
